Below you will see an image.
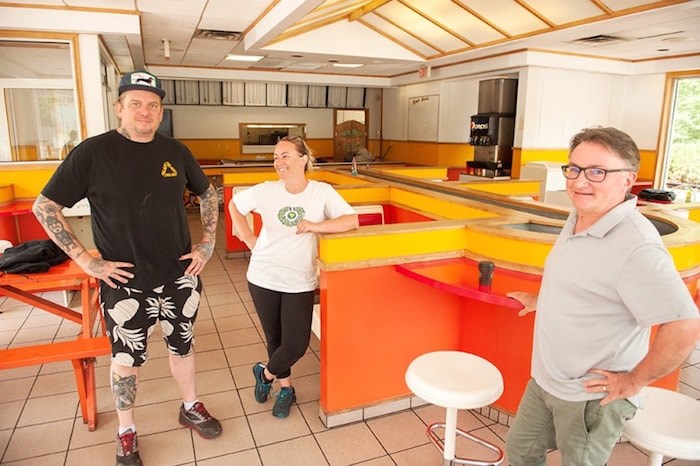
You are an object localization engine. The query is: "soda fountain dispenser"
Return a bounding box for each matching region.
[466,78,517,178]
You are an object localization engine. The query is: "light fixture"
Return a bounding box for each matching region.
[225,53,264,62]
[162,39,170,59]
[332,63,363,68]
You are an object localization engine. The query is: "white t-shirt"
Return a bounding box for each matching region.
[232,180,356,293]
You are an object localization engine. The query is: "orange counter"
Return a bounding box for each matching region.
[223,166,700,426]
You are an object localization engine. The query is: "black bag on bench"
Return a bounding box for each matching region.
[0,239,69,274]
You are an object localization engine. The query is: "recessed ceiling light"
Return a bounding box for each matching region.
[661,36,692,43]
[225,54,264,62]
[333,63,363,68]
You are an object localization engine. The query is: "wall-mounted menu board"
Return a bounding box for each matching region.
[407,94,439,142]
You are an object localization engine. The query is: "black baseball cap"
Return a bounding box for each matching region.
[118,70,165,98]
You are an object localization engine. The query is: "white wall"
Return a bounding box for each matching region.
[438,79,479,143]
[519,67,625,148]
[365,88,382,141]
[519,67,666,150]
[168,105,334,139]
[382,65,670,151]
[382,81,444,141]
[614,74,666,149]
[78,34,108,137]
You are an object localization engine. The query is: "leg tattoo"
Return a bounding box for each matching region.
[112,372,137,411]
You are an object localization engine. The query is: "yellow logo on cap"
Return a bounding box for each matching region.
[161,161,177,177]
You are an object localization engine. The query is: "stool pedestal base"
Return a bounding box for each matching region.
[427,407,504,466]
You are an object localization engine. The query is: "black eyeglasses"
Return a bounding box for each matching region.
[561,164,635,183]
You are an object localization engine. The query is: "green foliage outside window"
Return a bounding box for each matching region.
[667,78,700,188]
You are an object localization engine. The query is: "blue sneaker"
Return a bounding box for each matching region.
[253,362,272,403]
[272,387,296,418]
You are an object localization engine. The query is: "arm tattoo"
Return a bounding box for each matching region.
[112,372,137,411]
[197,184,218,257]
[32,194,83,256]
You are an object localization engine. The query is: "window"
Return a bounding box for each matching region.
[656,72,700,202]
[658,74,700,201]
[0,38,80,162]
[239,123,306,155]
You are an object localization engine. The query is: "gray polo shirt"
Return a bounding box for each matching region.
[532,196,698,402]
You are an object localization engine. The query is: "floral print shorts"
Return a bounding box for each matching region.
[100,274,202,367]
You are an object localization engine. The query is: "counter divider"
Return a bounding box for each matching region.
[395,258,524,310]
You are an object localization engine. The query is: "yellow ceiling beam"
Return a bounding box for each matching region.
[348,0,392,21]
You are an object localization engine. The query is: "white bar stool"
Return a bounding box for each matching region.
[405,351,505,465]
[622,386,700,466]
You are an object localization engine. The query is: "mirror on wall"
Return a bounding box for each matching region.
[0,38,80,162]
[239,123,306,155]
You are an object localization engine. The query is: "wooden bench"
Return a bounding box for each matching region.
[0,336,111,431]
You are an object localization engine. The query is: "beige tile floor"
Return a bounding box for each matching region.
[1,217,699,465]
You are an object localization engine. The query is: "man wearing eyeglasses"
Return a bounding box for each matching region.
[506,126,700,466]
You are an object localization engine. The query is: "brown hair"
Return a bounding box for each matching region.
[279,135,315,172]
[569,126,640,172]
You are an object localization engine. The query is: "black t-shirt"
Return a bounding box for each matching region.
[42,130,210,289]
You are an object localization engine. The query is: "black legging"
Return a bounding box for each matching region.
[248,282,315,379]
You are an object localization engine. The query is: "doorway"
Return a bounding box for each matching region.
[657,73,700,202]
[333,109,368,161]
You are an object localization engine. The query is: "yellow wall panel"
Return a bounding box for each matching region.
[180,138,332,161]
[223,172,277,185]
[666,242,700,271]
[335,187,391,204]
[310,139,333,158]
[320,227,467,264]
[0,184,15,203]
[464,229,551,267]
[0,169,56,199]
[380,140,473,168]
[436,143,472,167]
[313,171,372,185]
[638,149,657,181]
[389,188,496,220]
[379,167,447,179]
[688,207,700,223]
[461,180,540,197]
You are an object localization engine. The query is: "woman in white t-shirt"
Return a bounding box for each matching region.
[229,136,359,418]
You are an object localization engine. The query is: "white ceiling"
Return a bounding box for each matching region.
[2,0,700,80]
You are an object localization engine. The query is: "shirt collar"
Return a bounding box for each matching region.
[568,194,638,238]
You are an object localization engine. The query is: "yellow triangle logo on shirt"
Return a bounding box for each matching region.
[161,161,177,177]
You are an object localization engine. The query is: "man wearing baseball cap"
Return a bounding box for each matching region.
[33,69,222,466]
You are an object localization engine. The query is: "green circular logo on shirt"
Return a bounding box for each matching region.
[278,206,305,226]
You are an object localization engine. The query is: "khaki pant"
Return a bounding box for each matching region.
[506,378,637,466]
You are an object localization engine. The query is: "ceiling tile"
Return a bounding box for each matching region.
[402,0,505,45]
[456,0,550,36]
[525,0,606,25]
[65,0,136,8]
[361,14,440,58]
[376,1,467,52]
[199,0,268,32]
